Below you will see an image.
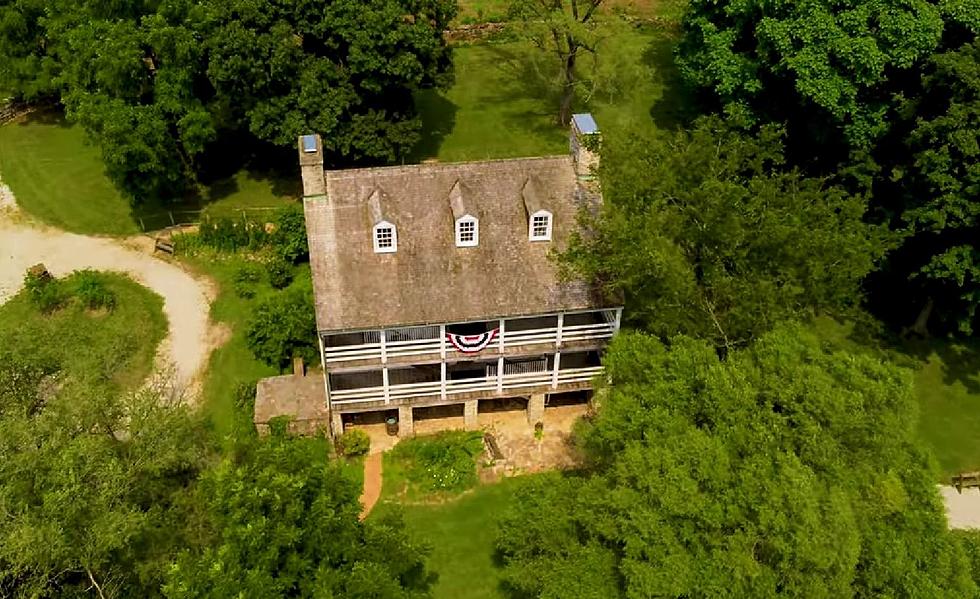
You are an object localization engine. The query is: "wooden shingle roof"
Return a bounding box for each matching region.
[304,155,613,332]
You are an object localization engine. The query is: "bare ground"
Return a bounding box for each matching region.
[0,187,221,398]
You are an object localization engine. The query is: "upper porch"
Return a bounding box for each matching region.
[321,307,622,370]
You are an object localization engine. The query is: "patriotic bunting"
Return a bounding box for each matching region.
[447,329,498,353]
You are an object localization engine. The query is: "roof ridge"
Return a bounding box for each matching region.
[325,155,572,180]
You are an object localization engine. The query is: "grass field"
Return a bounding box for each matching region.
[0,111,296,236]
[0,112,140,236]
[178,254,311,440]
[0,271,166,391]
[413,23,688,163]
[375,477,535,599]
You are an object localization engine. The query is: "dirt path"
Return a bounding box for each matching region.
[359,453,384,520]
[0,189,219,396]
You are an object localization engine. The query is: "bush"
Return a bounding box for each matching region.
[265,255,293,289]
[389,430,485,493]
[198,217,269,253]
[270,205,308,263]
[23,269,65,314]
[72,270,116,310]
[336,429,371,457]
[245,285,318,369]
[232,263,264,298]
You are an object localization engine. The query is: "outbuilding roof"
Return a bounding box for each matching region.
[304,155,614,332]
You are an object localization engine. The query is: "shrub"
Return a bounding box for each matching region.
[336,429,371,457]
[23,269,65,314]
[72,270,116,310]
[232,263,264,298]
[389,430,485,493]
[245,285,318,369]
[270,205,308,263]
[265,255,293,289]
[198,217,269,253]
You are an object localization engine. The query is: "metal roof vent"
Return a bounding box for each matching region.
[301,134,317,153]
[571,113,599,135]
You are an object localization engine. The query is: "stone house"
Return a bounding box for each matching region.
[255,114,621,436]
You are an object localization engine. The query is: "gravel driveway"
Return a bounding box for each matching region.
[0,187,218,392]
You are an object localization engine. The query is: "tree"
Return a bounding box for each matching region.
[496,324,976,597]
[561,118,889,350]
[882,40,980,334]
[245,284,318,369]
[508,0,604,125]
[163,431,433,598]
[676,0,949,152]
[0,365,208,598]
[0,0,457,202]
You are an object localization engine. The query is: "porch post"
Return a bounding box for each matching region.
[440,324,447,400]
[556,312,564,348]
[552,351,561,389]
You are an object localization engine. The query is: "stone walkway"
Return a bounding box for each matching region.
[359,453,384,520]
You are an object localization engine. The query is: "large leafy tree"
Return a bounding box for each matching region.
[497,325,975,597]
[561,118,889,350]
[878,39,980,334]
[164,431,433,598]
[676,0,949,151]
[0,354,209,598]
[508,0,604,125]
[0,0,456,202]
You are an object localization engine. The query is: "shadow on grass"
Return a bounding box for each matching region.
[898,337,980,394]
[410,90,459,161]
[17,106,73,128]
[641,29,698,131]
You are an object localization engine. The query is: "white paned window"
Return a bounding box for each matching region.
[456,216,478,247]
[373,221,397,253]
[529,210,552,241]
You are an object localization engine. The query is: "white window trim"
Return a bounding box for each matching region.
[529,210,553,241]
[373,220,397,253]
[455,215,479,247]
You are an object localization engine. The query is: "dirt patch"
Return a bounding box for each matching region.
[359,453,384,520]
[0,207,221,398]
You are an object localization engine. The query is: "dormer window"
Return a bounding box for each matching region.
[373,221,397,253]
[456,216,478,247]
[529,210,552,241]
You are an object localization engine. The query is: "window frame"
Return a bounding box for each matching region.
[455,215,479,247]
[528,210,553,241]
[373,220,397,253]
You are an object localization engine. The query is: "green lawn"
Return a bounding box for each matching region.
[0,271,166,392]
[178,253,311,441]
[376,477,535,599]
[906,339,980,479]
[414,23,687,162]
[811,317,980,480]
[0,112,140,235]
[0,111,296,236]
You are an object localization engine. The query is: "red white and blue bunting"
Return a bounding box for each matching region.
[446,329,498,353]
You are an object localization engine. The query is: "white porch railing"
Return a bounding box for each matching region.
[323,311,620,365]
[329,366,604,406]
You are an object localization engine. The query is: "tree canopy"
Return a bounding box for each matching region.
[497,324,975,597]
[163,430,433,599]
[561,118,889,350]
[0,0,456,202]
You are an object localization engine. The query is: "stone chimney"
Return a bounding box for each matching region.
[297,134,325,197]
[569,113,600,180]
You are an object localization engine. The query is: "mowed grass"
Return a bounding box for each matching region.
[906,339,980,479]
[0,271,166,391]
[375,477,536,599]
[414,23,688,162]
[0,111,296,236]
[454,0,687,23]
[179,254,311,441]
[0,112,139,235]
